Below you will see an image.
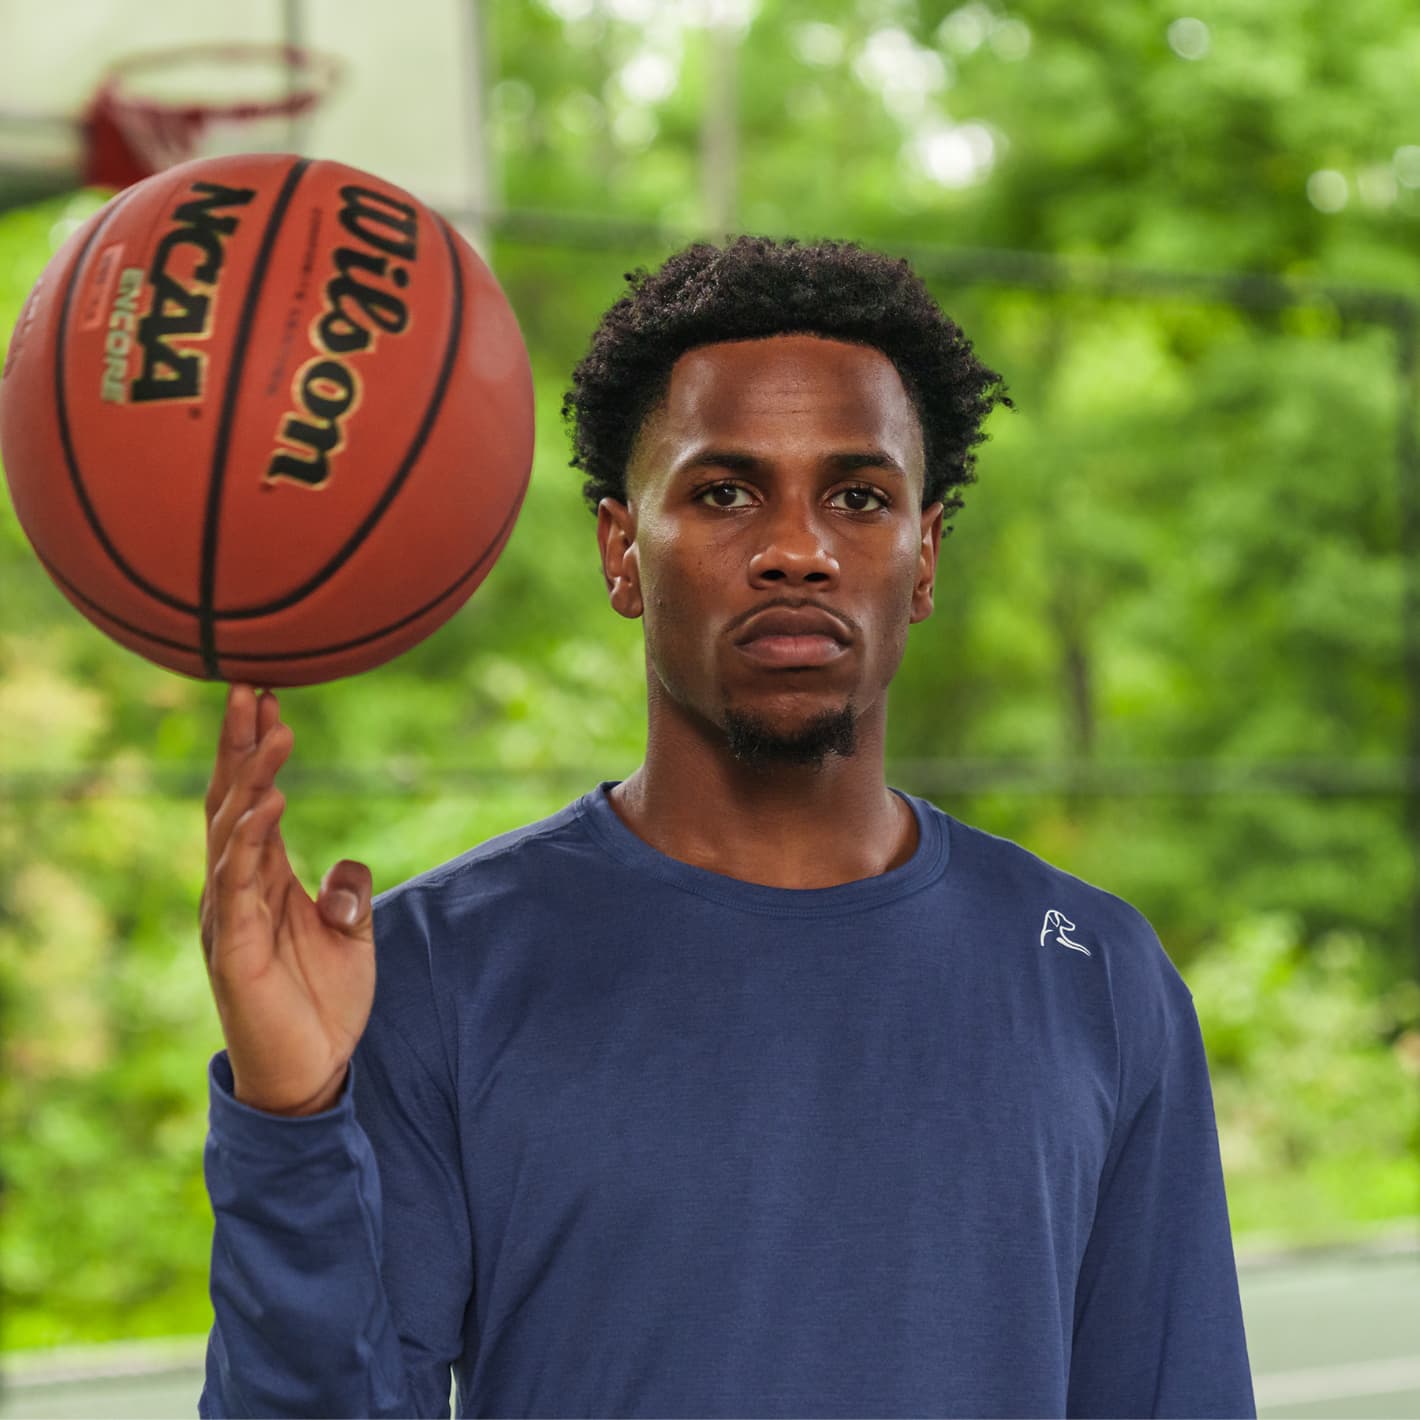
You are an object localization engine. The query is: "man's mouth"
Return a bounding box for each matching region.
[732,604,853,668]
[735,634,848,668]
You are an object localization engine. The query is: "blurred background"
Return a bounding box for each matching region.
[0,0,1417,1415]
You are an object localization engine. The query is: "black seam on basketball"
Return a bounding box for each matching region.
[40,479,522,667]
[214,485,523,661]
[209,211,467,622]
[201,156,311,676]
[51,184,204,616]
[35,545,202,657]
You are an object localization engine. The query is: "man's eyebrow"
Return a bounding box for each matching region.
[825,450,908,479]
[676,448,909,479]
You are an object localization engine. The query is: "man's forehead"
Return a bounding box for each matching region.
[662,334,913,424]
[626,334,925,494]
[619,334,931,510]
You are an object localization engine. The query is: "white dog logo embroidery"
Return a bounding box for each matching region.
[1040,909,1092,957]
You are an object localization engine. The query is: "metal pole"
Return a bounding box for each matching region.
[1394,312,1420,991]
[456,0,494,258]
[701,7,739,237]
[280,0,309,154]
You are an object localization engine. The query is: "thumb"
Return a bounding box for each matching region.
[318,859,374,936]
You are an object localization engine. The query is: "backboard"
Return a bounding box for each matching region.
[0,0,492,236]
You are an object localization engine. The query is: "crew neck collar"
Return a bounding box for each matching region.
[575,780,949,917]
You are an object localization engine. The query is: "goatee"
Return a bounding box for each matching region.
[722,703,858,770]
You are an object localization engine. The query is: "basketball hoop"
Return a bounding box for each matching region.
[81,43,342,190]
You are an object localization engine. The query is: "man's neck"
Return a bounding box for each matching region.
[607,710,917,890]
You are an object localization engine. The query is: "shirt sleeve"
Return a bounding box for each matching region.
[1066,992,1256,1419]
[199,1020,472,1417]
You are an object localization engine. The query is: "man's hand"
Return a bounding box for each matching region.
[200,684,376,1116]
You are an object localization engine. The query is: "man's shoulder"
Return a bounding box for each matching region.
[372,793,593,922]
[945,811,1151,926]
[938,806,1188,1001]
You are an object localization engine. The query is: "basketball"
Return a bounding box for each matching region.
[0,151,534,685]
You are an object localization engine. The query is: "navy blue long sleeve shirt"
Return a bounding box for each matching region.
[200,783,1254,1418]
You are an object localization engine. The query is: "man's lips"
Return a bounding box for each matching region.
[736,634,847,667]
[733,607,852,668]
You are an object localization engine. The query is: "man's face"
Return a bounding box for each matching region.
[597,334,943,767]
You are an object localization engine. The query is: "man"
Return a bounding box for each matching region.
[198,237,1255,1418]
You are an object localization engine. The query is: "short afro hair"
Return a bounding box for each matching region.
[562,235,1010,522]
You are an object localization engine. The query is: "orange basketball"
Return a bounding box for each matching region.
[0,152,534,685]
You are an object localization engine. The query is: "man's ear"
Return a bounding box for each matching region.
[597,496,643,620]
[910,501,944,624]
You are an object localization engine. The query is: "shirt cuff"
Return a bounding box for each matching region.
[208,1050,357,1163]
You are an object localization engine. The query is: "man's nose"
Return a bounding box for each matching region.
[747,507,840,587]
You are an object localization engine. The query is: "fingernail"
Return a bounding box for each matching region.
[326,889,358,927]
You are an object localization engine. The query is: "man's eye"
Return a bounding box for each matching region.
[699,483,753,508]
[831,486,887,512]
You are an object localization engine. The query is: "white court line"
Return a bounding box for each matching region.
[1254,1356,1420,1408]
[1,1339,205,1388]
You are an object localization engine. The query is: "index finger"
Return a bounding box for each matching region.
[204,683,260,821]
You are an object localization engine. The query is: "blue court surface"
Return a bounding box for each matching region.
[1,1234,1416,1418]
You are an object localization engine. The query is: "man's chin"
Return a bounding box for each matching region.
[722,703,858,770]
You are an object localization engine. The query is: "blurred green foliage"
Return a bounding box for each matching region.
[1189,915,1420,1242]
[2,0,1418,1349]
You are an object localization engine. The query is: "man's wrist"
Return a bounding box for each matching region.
[231,1066,349,1117]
